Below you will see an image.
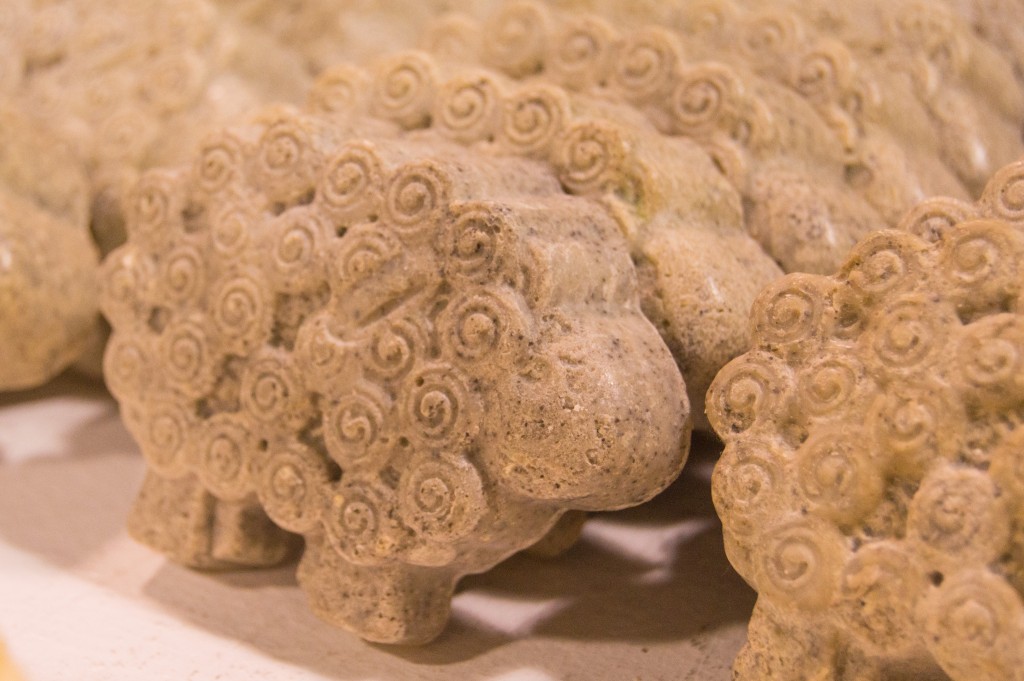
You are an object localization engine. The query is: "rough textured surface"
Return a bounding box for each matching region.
[101,105,689,643]
[11,0,309,255]
[0,105,99,391]
[706,158,1024,681]
[421,0,1024,272]
[303,49,782,429]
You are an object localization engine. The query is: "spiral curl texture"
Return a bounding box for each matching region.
[240,353,301,423]
[323,480,396,566]
[196,414,255,502]
[435,72,503,144]
[609,27,681,103]
[259,444,332,533]
[757,518,845,611]
[317,142,383,223]
[708,164,1024,679]
[398,453,487,544]
[371,51,438,128]
[403,364,479,448]
[384,161,448,233]
[323,384,390,469]
[981,161,1024,223]
[499,84,568,157]
[707,353,792,435]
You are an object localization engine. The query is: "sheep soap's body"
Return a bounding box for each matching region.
[706,159,1024,681]
[102,104,690,643]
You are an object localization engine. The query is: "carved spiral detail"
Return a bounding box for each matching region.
[323,384,389,469]
[610,27,680,102]
[752,274,830,347]
[868,295,946,370]
[898,197,977,243]
[838,542,925,654]
[194,131,247,196]
[757,518,845,611]
[210,272,270,351]
[256,116,318,202]
[941,219,1023,315]
[712,440,786,537]
[707,353,792,435]
[554,121,624,195]
[922,570,1024,676]
[161,318,211,389]
[796,428,884,525]
[100,248,154,324]
[439,289,528,363]
[269,209,324,292]
[240,353,300,423]
[127,170,180,240]
[796,353,865,418]
[307,64,369,115]
[161,244,205,304]
[908,466,1009,565]
[210,205,252,257]
[436,72,502,143]
[103,333,150,401]
[384,161,448,232]
[547,16,616,89]
[743,10,801,60]
[94,107,155,164]
[290,311,350,378]
[793,40,853,104]
[258,444,332,533]
[398,453,487,543]
[981,160,1024,222]
[365,317,428,380]
[499,84,568,156]
[670,62,741,136]
[141,400,194,477]
[371,50,438,127]
[956,315,1024,395]
[441,203,513,285]
[139,49,206,115]
[843,231,926,300]
[403,364,479,447]
[197,414,254,502]
[482,1,548,77]
[323,479,396,565]
[870,382,959,474]
[318,142,383,222]
[333,224,402,289]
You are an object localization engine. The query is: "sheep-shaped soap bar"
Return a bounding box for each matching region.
[707,158,1024,681]
[101,105,689,643]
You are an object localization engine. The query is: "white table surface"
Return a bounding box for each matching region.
[0,375,754,681]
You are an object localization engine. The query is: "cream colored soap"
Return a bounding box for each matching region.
[707,158,1024,681]
[102,105,690,644]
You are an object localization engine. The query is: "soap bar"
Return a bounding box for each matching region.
[0,105,99,390]
[706,158,1024,681]
[102,106,690,644]
[0,185,99,390]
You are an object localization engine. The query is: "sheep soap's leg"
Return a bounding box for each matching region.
[128,472,295,570]
[297,532,455,645]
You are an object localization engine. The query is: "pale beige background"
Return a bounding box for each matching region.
[0,376,753,681]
